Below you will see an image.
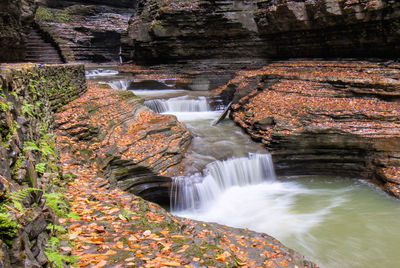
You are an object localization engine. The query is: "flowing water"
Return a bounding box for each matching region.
[88,69,400,268]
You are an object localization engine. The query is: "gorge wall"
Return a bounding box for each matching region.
[216,60,400,198]
[0,0,37,62]
[122,0,400,63]
[0,64,86,266]
[35,0,136,62]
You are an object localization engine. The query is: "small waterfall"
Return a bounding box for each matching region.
[171,153,276,211]
[101,79,130,90]
[85,69,118,77]
[144,96,211,113]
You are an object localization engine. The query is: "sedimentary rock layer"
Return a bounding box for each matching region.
[55,82,191,204]
[0,0,36,62]
[35,2,134,62]
[0,63,86,266]
[220,60,400,198]
[123,0,400,63]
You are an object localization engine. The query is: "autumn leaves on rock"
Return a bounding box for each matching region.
[221,60,400,198]
[55,82,191,205]
[55,81,315,267]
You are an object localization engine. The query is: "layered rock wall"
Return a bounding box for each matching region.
[219,60,400,197]
[35,2,135,62]
[123,0,400,63]
[0,63,86,266]
[0,0,37,62]
[55,82,191,206]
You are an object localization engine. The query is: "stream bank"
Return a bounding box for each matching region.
[55,74,315,267]
[85,60,400,267]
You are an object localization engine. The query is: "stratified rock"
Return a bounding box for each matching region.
[223,60,400,198]
[55,83,191,205]
[0,0,37,62]
[35,2,135,62]
[122,0,400,63]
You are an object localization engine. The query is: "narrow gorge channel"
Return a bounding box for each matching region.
[88,67,400,268]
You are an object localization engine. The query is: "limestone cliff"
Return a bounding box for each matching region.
[122,0,400,63]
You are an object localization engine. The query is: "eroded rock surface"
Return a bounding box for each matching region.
[123,0,400,63]
[219,60,400,198]
[35,1,135,62]
[0,0,37,62]
[55,82,191,204]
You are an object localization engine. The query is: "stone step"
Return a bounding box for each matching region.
[24,28,64,63]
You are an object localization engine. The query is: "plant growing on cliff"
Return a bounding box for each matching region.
[45,236,77,268]
[22,100,34,117]
[35,7,55,21]
[0,212,19,246]
[0,93,10,112]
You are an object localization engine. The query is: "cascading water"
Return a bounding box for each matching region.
[171,153,276,211]
[85,69,118,77]
[101,79,130,90]
[84,72,400,268]
[144,96,211,113]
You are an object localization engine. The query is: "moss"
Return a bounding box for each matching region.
[55,9,71,23]
[35,7,55,21]
[151,20,164,30]
[114,90,140,100]
[0,212,19,246]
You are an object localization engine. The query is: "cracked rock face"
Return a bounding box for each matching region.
[122,0,400,63]
[35,1,136,62]
[219,60,400,198]
[0,0,36,62]
[55,82,191,205]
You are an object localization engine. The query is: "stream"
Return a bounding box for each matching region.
[87,67,400,268]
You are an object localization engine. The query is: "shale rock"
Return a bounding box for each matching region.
[0,0,37,62]
[123,0,400,63]
[35,2,135,62]
[224,60,400,198]
[55,82,191,205]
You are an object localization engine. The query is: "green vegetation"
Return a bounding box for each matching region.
[45,236,77,268]
[35,6,54,21]
[151,20,164,31]
[55,9,71,23]
[0,213,19,246]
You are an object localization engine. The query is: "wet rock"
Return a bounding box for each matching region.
[35,2,135,62]
[226,60,400,197]
[55,84,191,204]
[0,0,37,62]
[123,0,400,63]
[0,240,11,268]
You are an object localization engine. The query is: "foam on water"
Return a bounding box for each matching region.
[85,69,118,77]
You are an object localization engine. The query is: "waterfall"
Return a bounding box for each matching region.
[171,153,276,211]
[100,79,130,90]
[85,69,118,77]
[144,96,211,113]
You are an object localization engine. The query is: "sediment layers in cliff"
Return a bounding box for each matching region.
[35,0,136,62]
[122,0,400,63]
[55,82,191,205]
[0,0,36,62]
[218,60,400,197]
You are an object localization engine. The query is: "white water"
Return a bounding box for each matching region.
[171,153,276,211]
[145,96,211,113]
[84,72,400,267]
[101,79,130,90]
[144,95,221,121]
[85,69,119,77]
